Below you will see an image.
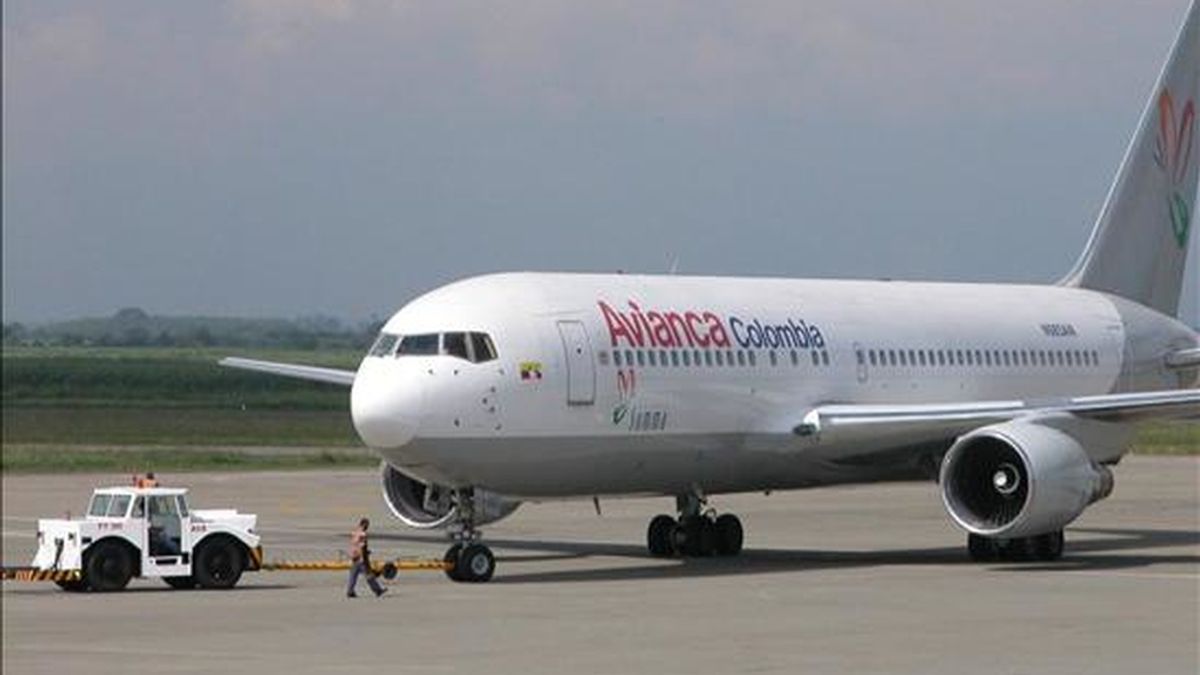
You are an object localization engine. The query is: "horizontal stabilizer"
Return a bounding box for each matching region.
[218,357,356,387]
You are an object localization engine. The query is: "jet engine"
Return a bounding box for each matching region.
[939,420,1114,539]
[380,462,520,529]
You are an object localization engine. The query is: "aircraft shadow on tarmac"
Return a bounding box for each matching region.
[370,526,1199,584]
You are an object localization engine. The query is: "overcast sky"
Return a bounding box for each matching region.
[3,0,1197,326]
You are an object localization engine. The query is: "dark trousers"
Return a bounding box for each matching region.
[346,560,385,596]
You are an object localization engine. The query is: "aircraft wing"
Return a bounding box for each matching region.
[798,388,1200,441]
[218,357,356,387]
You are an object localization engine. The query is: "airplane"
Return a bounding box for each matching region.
[222,3,1200,582]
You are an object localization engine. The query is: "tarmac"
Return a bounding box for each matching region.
[2,456,1197,674]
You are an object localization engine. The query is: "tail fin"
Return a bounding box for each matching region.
[1063,1,1199,317]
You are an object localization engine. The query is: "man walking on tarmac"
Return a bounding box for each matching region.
[347,517,387,598]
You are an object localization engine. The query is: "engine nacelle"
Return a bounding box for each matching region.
[940,420,1114,539]
[380,463,520,529]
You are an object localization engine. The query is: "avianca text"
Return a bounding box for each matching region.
[598,300,827,351]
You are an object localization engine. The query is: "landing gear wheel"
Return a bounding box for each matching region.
[1032,531,1064,561]
[675,516,707,557]
[456,544,496,583]
[443,543,464,581]
[967,533,999,562]
[714,514,744,556]
[194,538,244,589]
[1000,536,1033,562]
[647,515,676,557]
[85,540,133,592]
[163,576,196,590]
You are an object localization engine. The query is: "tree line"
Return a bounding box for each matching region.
[3,308,384,350]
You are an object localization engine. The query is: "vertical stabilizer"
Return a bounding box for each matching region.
[1064,2,1199,317]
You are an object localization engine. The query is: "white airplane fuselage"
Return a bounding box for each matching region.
[350,272,1198,499]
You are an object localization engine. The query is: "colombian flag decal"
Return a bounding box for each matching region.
[519,361,543,381]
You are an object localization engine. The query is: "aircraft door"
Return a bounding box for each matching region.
[854,343,868,384]
[557,320,596,405]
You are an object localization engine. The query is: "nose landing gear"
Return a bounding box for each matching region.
[647,493,744,558]
[443,488,496,582]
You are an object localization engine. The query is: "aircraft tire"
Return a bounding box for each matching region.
[1032,531,1064,561]
[443,544,464,581]
[714,514,744,556]
[967,533,999,562]
[647,515,676,557]
[457,544,495,583]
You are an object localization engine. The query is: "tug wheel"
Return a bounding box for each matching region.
[85,540,134,592]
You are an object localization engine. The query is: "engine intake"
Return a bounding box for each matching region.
[380,463,519,529]
[940,420,1113,539]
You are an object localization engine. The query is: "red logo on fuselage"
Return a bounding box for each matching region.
[598,300,731,349]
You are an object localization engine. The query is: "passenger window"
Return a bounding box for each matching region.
[748,351,757,366]
[726,351,735,367]
[671,351,680,367]
[937,351,946,366]
[637,351,646,367]
[469,333,498,363]
[648,351,657,367]
[625,350,634,366]
[614,351,623,366]
[918,351,927,367]
[737,351,746,366]
[768,351,777,366]
[693,350,702,366]
[369,333,400,357]
[682,351,691,366]
[790,350,799,366]
[889,350,897,366]
[660,350,669,366]
[812,350,820,366]
[822,351,830,366]
[443,332,470,360]
[398,334,439,356]
[715,351,724,366]
[705,351,713,367]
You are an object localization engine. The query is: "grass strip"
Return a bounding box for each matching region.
[1130,421,1200,455]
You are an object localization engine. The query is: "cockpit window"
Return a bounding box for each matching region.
[398,334,439,356]
[393,331,498,363]
[369,333,399,357]
[443,332,469,360]
[469,333,498,363]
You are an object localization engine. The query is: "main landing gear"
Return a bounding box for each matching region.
[647,493,744,558]
[966,530,1065,563]
[442,488,496,583]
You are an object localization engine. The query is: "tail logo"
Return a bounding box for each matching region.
[1154,90,1195,248]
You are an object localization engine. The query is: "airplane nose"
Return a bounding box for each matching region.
[350,363,423,449]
